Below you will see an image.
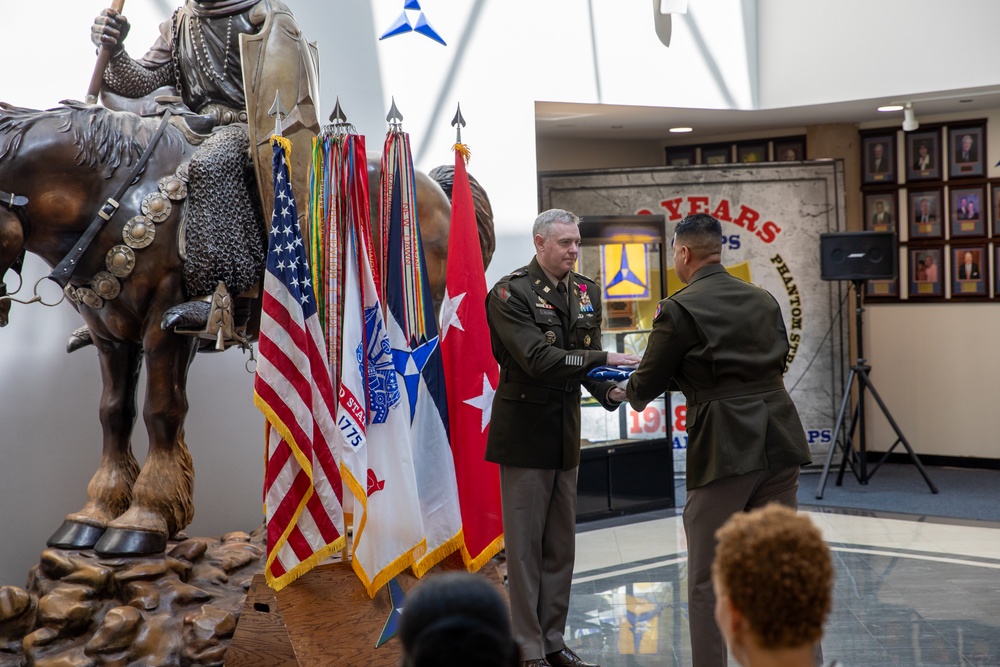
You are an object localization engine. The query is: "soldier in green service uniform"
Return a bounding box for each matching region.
[625,213,816,667]
[486,208,641,667]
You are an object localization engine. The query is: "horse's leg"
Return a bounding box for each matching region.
[95,329,198,555]
[47,339,142,549]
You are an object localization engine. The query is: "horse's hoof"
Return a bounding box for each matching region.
[47,520,105,549]
[94,527,168,556]
[161,300,211,331]
[66,325,94,353]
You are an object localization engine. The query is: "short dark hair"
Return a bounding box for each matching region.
[399,572,518,667]
[674,213,723,259]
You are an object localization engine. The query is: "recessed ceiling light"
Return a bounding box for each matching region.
[877,105,904,112]
[669,127,693,133]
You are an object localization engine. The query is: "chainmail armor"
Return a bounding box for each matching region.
[183,125,265,297]
[103,51,176,100]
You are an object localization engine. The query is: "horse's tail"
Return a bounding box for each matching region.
[427,165,496,270]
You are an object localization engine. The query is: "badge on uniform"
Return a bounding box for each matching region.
[545,331,557,344]
[577,283,594,313]
[584,334,591,346]
[536,296,554,310]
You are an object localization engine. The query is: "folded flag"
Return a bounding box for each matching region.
[587,365,637,385]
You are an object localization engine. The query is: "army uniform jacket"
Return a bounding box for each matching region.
[485,257,618,470]
[626,264,811,489]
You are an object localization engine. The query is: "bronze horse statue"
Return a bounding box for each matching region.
[0,100,494,556]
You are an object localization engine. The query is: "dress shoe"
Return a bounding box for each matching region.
[520,660,552,667]
[546,647,600,667]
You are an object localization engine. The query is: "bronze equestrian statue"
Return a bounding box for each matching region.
[0,0,494,558]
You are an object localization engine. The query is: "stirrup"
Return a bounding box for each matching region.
[163,282,247,351]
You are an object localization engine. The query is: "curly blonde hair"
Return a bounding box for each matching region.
[712,504,832,649]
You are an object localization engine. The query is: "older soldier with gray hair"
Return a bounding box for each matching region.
[486,208,640,667]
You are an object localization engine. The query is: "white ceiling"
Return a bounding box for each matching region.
[535,85,1000,143]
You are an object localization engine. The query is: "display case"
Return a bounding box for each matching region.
[574,215,676,519]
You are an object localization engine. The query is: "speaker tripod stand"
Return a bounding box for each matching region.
[815,279,938,499]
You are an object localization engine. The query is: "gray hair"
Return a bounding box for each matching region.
[532,208,580,238]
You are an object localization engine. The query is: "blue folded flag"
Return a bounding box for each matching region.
[587,365,636,382]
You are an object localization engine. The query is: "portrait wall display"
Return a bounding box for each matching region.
[701,143,732,165]
[864,190,897,233]
[908,188,944,240]
[947,123,986,179]
[861,131,896,185]
[773,137,805,162]
[908,246,944,298]
[736,141,768,163]
[993,184,1000,238]
[905,127,942,182]
[949,186,986,238]
[665,145,697,167]
[951,244,988,297]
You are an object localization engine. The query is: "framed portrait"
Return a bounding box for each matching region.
[951,244,987,297]
[773,136,806,162]
[908,188,944,240]
[992,183,1000,237]
[865,276,899,299]
[947,123,986,179]
[864,191,897,233]
[736,141,768,164]
[861,132,896,184]
[905,128,942,182]
[949,186,986,238]
[994,245,1000,299]
[908,246,943,298]
[665,145,697,167]
[701,143,732,165]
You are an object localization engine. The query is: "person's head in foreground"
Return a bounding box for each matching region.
[712,504,833,667]
[399,572,518,667]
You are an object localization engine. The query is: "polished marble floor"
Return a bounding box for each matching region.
[564,505,1000,666]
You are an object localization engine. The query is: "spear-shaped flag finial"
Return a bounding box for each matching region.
[329,96,348,125]
[269,90,288,137]
[386,97,404,129]
[451,103,466,145]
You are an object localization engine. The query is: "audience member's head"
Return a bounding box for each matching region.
[712,504,833,667]
[399,572,517,667]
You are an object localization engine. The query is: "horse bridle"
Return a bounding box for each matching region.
[0,188,29,301]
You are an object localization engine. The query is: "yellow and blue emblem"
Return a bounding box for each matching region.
[602,243,649,301]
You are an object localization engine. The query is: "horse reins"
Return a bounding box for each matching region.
[0,189,29,300]
[48,109,174,289]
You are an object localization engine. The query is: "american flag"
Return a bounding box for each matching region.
[254,136,346,591]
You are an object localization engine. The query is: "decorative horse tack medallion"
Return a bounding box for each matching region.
[176,162,190,183]
[141,192,172,223]
[106,245,136,278]
[158,174,188,201]
[91,271,121,300]
[123,216,155,249]
[545,330,557,344]
[75,286,104,310]
[64,285,81,305]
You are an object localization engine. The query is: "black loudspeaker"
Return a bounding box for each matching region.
[820,231,897,281]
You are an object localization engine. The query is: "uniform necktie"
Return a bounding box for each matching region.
[556,281,568,309]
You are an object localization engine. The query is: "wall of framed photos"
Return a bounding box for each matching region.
[665,135,807,166]
[860,119,997,302]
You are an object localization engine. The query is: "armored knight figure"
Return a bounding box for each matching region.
[79,0,318,347]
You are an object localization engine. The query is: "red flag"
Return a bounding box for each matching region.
[440,146,504,570]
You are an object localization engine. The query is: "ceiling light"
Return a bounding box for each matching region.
[877,105,903,112]
[669,127,693,133]
[902,103,919,132]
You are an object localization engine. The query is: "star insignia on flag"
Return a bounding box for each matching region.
[379,0,446,45]
[463,373,496,432]
[375,578,406,648]
[439,288,466,341]
[391,336,440,423]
